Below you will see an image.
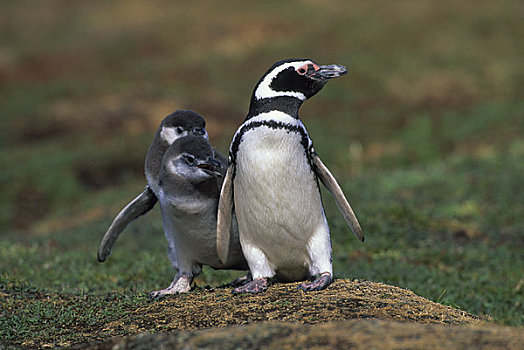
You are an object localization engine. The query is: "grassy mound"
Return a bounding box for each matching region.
[3,279,486,348]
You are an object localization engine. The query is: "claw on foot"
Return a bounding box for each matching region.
[148,290,168,299]
[229,273,252,288]
[148,274,192,298]
[298,272,332,292]
[232,277,268,294]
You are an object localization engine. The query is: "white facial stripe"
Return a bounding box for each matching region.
[160,126,185,144]
[160,126,209,144]
[166,155,179,175]
[167,156,195,179]
[254,61,313,101]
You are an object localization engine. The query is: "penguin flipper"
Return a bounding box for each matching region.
[216,164,234,264]
[312,153,365,242]
[97,186,158,262]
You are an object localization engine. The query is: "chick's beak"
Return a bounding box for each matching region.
[196,157,223,177]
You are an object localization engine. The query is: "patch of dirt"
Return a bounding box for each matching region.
[69,279,524,349]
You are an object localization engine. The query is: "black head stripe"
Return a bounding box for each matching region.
[247,96,302,120]
[270,67,310,94]
[269,67,324,100]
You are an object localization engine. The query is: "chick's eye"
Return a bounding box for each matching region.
[183,154,195,164]
[193,127,205,136]
[176,127,184,134]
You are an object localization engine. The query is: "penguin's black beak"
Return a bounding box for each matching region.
[196,157,223,177]
[309,64,348,81]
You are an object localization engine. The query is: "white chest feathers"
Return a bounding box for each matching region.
[233,111,316,202]
[232,111,330,280]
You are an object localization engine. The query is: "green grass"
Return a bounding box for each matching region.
[1,0,523,347]
[331,149,524,325]
[1,276,150,347]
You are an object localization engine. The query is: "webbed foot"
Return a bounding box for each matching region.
[229,273,252,287]
[149,274,192,298]
[232,277,268,294]
[298,272,332,292]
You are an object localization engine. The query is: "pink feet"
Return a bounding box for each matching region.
[231,274,333,294]
[298,272,333,291]
[149,274,192,298]
[232,277,268,294]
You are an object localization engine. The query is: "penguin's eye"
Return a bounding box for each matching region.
[193,127,205,136]
[176,127,184,134]
[183,154,195,164]
[297,67,307,75]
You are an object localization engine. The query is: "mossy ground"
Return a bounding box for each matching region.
[102,279,482,332]
[3,279,492,349]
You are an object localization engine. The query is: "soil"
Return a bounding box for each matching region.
[72,279,523,349]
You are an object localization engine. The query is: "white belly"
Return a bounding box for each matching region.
[234,125,329,280]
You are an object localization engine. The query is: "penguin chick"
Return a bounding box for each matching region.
[217,59,364,294]
[98,111,246,296]
[145,110,211,194]
[152,136,246,297]
[98,110,210,263]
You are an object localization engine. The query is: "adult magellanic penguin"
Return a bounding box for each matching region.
[217,59,364,294]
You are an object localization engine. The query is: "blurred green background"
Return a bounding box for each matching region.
[1,0,523,337]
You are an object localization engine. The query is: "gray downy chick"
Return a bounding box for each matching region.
[152,135,246,296]
[146,110,211,194]
[98,110,209,263]
[98,111,246,296]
